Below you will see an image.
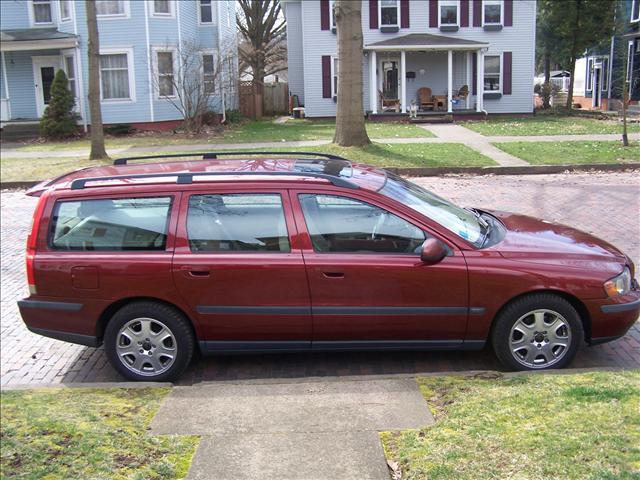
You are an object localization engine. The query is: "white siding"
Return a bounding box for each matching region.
[284,2,305,104]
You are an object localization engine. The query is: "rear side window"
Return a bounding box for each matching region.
[50,197,172,251]
[187,194,290,252]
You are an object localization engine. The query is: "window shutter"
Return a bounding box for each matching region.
[472,0,481,27]
[504,0,513,27]
[472,54,477,95]
[429,0,438,28]
[320,0,330,30]
[503,52,512,95]
[400,0,410,28]
[322,56,332,98]
[460,0,469,27]
[369,0,378,29]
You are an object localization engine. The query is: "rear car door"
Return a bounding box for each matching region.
[291,190,470,347]
[172,188,312,352]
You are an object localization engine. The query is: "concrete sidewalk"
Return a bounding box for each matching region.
[2,130,637,162]
[150,378,434,480]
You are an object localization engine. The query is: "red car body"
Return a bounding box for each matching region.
[18,155,640,375]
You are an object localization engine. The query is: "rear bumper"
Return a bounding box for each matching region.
[586,291,640,346]
[18,298,101,348]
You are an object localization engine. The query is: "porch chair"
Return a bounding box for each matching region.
[417,87,435,111]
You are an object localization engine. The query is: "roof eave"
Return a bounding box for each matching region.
[364,43,490,51]
[1,38,78,52]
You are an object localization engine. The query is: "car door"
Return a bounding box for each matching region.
[291,189,470,347]
[172,188,312,351]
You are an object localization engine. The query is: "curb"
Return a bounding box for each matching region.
[0,381,173,392]
[2,163,639,191]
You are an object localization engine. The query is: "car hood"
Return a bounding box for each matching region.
[485,210,627,267]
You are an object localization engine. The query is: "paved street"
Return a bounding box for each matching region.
[1,171,639,387]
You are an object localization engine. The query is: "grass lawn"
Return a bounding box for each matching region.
[494,140,640,165]
[0,143,495,182]
[0,387,198,479]
[462,115,640,136]
[381,371,640,480]
[12,119,433,152]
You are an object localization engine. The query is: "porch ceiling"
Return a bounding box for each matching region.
[0,28,78,52]
[365,33,489,52]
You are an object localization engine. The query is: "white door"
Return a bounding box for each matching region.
[32,56,61,117]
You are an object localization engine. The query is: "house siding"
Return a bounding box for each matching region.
[287,0,536,117]
[1,0,239,126]
[284,2,305,105]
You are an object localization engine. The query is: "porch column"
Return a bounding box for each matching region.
[466,51,472,109]
[476,50,484,112]
[447,50,453,113]
[370,50,377,114]
[1,51,11,121]
[400,50,407,113]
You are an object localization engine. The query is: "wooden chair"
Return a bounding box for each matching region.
[417,87,435,111]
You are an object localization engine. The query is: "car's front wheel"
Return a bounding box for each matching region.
[104,301,195,381]
[492,293,584,371]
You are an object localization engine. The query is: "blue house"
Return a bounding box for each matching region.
[0,0,238,132]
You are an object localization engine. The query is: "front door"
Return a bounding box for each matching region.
[33,56,61,117]
[593,67,602,108]
[292,190,469,347]
[172,189,312,351]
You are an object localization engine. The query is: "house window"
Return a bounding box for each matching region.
[64,55,77,98]
[96,0,127,17]
[587,58,594,91]
[202,54,216,94]
[152,0,173,16]
[330,0,336,29]
[484,55,501,92]
[100,53,131,100]
[332,57,338,97]
[199,0,213,24]
[483,0,502,25]
[632,0,639,22]
[380,0,399,26]
[627,42,634,83]
[156,51,175,97]
[59,0,71,21]
[439,0,459,26]
[32,0,53,24]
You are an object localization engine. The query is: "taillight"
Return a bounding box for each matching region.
[26,191,49,296]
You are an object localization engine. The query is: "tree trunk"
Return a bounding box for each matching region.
[86,0,108,160]
[565,1,581,109]
[252,64,265,119]
[333,0,370,147]
[622,70,629,147]
[543,53,551,109]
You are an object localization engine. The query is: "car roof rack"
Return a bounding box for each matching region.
[69,170,360,190]
[112,151,350,165]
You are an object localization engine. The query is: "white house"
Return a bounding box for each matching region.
[282,0,536,119]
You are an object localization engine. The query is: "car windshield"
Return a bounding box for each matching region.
[379,173,484,246]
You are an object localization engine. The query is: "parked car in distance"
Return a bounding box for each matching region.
[18,153,640,381]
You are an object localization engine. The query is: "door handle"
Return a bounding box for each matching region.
[180,266,210,277]
[322,272,344,279]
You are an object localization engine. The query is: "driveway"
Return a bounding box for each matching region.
[1,171,639,387]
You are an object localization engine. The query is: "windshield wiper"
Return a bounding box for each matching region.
[464,207,489,229]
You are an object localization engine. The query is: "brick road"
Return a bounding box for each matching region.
[1,171,638,387]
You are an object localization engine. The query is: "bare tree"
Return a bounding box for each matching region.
[151,40,235,134]
[85,0,108,160]
[237,0,287,118]
[333,0,370,147]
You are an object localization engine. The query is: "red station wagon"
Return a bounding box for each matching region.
[18,153,640,381]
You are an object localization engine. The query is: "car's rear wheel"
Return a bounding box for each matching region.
[104,301,194,381]
[492,293,584,371]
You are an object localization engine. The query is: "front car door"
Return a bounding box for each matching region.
[172,188,312,352]
[291,189,471,349]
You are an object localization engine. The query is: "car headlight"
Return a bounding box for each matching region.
[604,267,632,297]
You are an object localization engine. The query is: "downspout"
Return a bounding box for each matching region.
[143,0,154,123]
[217,0,226,123]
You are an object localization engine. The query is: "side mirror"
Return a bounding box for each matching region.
[420,238,448,265]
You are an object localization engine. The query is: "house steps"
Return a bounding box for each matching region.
[0,122,40,142]
[408,114,453,124]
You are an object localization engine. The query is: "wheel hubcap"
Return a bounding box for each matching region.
[509,309,571,369]
[116,318,177,376]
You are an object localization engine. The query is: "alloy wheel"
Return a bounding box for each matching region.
[115,317,177,377]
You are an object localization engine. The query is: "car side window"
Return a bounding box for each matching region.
[298,194,425,254]
[50,197,172,251]
[187,193,290,253]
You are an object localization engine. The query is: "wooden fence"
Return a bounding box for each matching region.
[239,81,289,119]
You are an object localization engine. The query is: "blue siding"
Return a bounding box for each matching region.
[0,0,30,30]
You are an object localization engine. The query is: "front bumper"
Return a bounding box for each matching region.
[586,291,640,346]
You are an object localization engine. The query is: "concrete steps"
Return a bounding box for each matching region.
[0,122,40,141]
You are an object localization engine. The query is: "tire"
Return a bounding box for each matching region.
[104,301,195,381]
[491,293,584,371]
